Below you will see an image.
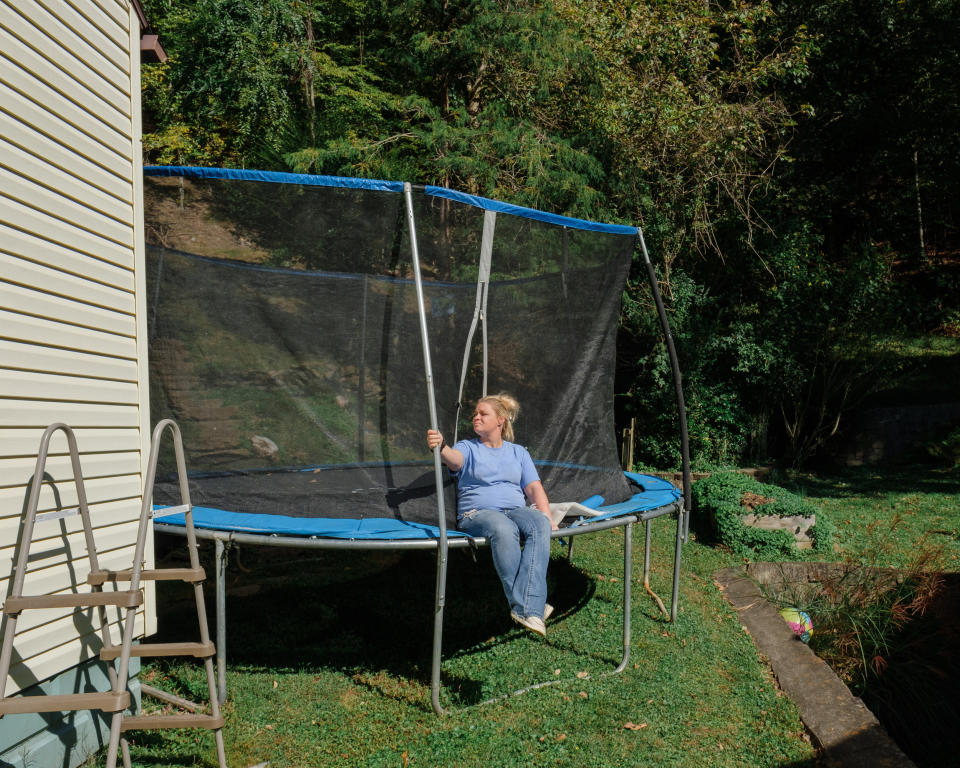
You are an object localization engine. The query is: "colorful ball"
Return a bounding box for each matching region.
[779,607,813,643]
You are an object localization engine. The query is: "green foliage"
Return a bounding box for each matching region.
[766,513,956,768]
[139,0,956,470]
[772,0,960,265]
[923,425,960,467]
[692,471,833,559]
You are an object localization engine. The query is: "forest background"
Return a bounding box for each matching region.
[139,0,960,470]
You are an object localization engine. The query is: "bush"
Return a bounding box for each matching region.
[923,424,960,467]
[692,470,834,559]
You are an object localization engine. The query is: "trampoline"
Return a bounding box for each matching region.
[142,166,691,713]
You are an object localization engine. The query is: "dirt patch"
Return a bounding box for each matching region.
[740,491,776,510]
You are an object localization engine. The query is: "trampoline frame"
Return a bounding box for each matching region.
[155,496,683,712]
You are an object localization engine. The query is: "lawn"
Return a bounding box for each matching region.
[108,464,959,768]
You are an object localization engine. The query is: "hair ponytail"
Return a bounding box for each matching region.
[479,392,519,442]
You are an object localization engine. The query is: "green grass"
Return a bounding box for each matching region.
[110,465,959,768]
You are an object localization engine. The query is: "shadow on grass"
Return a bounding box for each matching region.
[151,536,604,707]
[857,571,960,768]
[781,464,960,500]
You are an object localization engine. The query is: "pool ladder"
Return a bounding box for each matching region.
[0,421,227,768]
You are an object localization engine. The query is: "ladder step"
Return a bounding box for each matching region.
[100,641,215,661]
[120,712,224,731]
[88,567,206,585]
[3,590,142,613]
[0,690,129,715]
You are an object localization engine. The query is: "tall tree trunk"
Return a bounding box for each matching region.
[914,148,926,263]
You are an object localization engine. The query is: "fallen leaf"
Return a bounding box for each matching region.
[576,671,589,679]
[272,680,278,689]
[623,722,647,730]
[557,733,567,742]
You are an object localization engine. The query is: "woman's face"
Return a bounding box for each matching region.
[472,401,504,439]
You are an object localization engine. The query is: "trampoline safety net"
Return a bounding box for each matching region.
[144,167,638,530]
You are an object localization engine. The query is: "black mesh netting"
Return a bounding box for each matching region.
[145,171,636,529]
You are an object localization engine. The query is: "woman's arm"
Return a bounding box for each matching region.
[524,479,559,531]
[426,429,464,472]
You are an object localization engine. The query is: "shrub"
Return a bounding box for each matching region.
[692,470,833,559]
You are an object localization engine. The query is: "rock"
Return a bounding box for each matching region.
[251,435,279,460]
[742,513,816,549]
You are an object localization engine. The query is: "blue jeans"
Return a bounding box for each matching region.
[458,506,552,620]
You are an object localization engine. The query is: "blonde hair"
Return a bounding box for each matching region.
[478,392,520,442]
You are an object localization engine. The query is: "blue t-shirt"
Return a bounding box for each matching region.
[452,439,541,518]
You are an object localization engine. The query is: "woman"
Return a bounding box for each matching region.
[426,393,558,637]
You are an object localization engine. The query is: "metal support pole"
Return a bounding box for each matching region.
[216,537,228,705]
[670,504,684,622]
[615,522,633,674]
[403,183,450,715]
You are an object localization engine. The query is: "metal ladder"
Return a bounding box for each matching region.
[0,421,227,768]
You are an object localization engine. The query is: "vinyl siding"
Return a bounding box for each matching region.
[0,0,152,696]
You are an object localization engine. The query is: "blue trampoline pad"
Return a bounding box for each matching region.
[153,474,680,540]
[154,507,471,540]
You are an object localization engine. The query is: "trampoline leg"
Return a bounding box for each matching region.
[670,506,684,623]
[643,520,668,617]
[430,545,449,715]
[615,522,633,674]
[215,537,228,705]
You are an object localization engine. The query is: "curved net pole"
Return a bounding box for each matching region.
[452,210,495,442]
[637,228,692,543]
[403,183,450,714]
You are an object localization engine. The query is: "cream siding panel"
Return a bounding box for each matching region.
[32,0,129,72]
[1,113,131,206]
[7,610,146,676]
[0,168,132,247]
[0,283,135,336]
[0,371,137,403]
[0,7,130,129]
[0,451,140,488]
[84,0,130,43]
[0,340,137,382]
[0,253,134,314]
[0,111,132,206]
[0,499,137,544]
[0,518,141,588]
[0,221,134,290]
[0,189,133,268]
[9,0,129,91]
[0,65,129,168]
[0,400,139,428]
[0,428,140,457]
[0,310,138,359]
[0,475,141,522]
[1,136,132,223]
[0,81,129,177]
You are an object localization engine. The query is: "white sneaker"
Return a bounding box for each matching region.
[511,611,546,637]
[544,603,554,621]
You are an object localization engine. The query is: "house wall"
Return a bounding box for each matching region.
[0,0,153,763]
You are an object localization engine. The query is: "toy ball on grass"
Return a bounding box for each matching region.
[779,607,813,643]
